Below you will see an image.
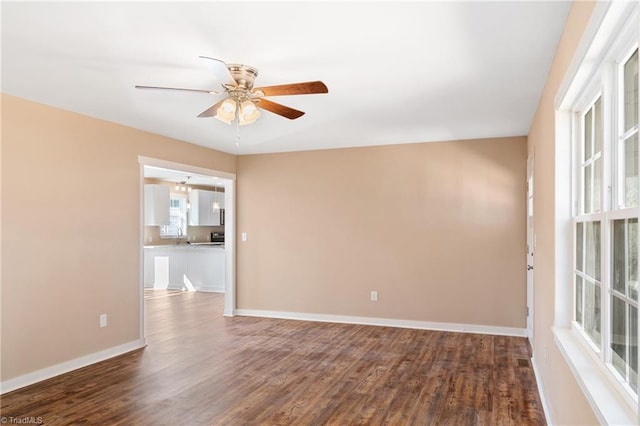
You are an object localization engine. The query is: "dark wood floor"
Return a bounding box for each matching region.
[1,291,546,425]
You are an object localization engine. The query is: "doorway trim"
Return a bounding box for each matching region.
[526,151,535,347]
[138,156,237,339]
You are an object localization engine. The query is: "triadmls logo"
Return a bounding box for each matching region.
[0,417,44,425]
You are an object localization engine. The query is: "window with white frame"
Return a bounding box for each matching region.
[611,46,639,394]
[573,27,639,401]
[160,194,188,238]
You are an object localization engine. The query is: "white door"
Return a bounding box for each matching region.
[526,154,535,345]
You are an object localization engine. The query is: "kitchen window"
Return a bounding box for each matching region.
[160,194,188,238]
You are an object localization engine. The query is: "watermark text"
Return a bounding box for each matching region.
[0,417,44,425]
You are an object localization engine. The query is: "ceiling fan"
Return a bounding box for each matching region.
[135,56,328,126]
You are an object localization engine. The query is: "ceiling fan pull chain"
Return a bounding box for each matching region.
[236,115,241,147]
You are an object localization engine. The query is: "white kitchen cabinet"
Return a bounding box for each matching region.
[144,184,170,226]
[213,189,225,226]
[209,247,225,289]
[168,249,187,288]
[144,249,155,287]
[144,246,225,292]
[215,187,225,210]
[189,189,224,226]
[144,247,171,289]
[184,247,225,291]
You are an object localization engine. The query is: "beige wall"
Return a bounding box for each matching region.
[528,1,599,425]
[237,137,527,327]
[0,93,4,376]
[1,94,235,381]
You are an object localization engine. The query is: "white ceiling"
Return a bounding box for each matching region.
[144,165,226,188]
[1,1,571,155]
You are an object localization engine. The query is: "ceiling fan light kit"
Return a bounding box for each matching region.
[214,98,237,124]
[135,57,328,128]
[237,99,260,125]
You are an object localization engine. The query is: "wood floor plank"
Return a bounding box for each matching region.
[1,291,546,425]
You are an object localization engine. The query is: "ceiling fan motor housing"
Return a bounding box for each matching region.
[226,64,258,91]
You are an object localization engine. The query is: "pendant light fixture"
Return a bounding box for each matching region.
[212,183,220,211]
[175,176,193,192]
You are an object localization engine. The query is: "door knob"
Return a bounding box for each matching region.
[527,265,534,271]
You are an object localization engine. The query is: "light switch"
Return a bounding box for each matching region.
[241,232,247,242]
[100,314,108,328]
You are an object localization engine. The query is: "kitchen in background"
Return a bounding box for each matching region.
[143,166,227,293]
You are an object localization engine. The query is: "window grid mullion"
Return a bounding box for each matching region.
[602,70,615,366]
[625,219,630,380]
[592,106,596,214]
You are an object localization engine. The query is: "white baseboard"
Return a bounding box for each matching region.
[161,284,224,293]
[531,356,553,426]
[0,339,146,395]
[235,309,527,337]
[166,283,183,291]
[195,285,225,293]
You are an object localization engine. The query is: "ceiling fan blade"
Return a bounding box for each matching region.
[253,81,328,97]
[197,98,227,118]
[256,98,305,120]
[135,85,218,95]
[199,56,237,87]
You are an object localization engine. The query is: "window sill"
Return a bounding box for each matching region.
[552,326,637,425]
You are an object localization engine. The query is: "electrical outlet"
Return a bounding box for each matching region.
[371,291,378,301]
[241,232,247,242]
[100,314,108,328]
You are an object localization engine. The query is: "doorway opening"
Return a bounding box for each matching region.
[526,152,535,347]
[138,156,236,342]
